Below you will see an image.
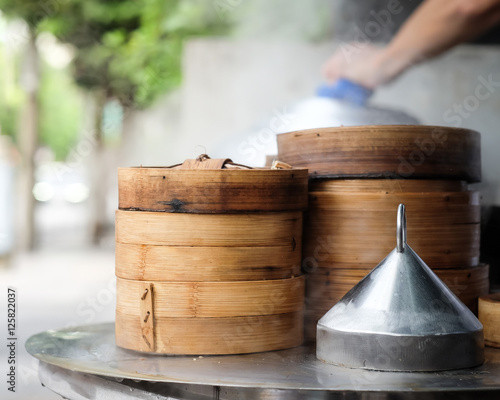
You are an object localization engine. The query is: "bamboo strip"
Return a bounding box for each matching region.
[118,168,308,213]
[309,179,467,193]
[115,210,302,247]
[277,125,481,182]
[115,243,301,281]
[302,227,480,268]
[115,310,304,354]
[479,294,500,348]
[308,192,480,215]
[116,276,305,318]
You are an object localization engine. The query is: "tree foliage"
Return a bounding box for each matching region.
[0,0,231,158]
[1,0,231,108]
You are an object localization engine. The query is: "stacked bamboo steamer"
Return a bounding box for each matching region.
[277,125,489,340]
[115,155,308,354]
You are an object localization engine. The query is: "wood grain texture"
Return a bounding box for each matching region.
[116,276,305,318]
[118,168,308,213]
[277,125,481,182]
[309,179,467,193]
[479,293,500,348]
[115,243,301,281]
[303,182,480,268]
[115,210,302,247]
[115,310,304,354]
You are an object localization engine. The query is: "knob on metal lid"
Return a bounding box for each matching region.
[316,204,484,371]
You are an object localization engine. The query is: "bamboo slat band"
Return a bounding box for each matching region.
[309,179,467,193]
[116,276,305,318]
[115,243,301,281]
[115,210,302,247]
[479,293,500,348]
[115,310,304,355]
[303,188,480,268]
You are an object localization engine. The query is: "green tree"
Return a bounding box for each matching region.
[37,0,230,108]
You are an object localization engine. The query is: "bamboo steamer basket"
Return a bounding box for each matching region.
[304,179,480,268]
[277,125,481,182]
[115,156,308,354]
[302,179,482,340]
[277,126,484,341]
[479,293,500,348]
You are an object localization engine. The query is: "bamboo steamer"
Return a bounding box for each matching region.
[277,125,484,342]
[304,179,480,268]
[479,293,500,348]
[115,156,308,354]
[277,125,481,182]
[301,179,482,340]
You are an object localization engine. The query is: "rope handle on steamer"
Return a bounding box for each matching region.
[165,154,293,170]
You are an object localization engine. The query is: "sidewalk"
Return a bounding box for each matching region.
[0,248,115,399]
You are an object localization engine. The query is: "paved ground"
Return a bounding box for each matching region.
[0,200,116,399]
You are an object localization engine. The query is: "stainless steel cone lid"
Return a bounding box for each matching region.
[316,204,484,371]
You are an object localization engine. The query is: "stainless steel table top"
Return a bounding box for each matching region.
[26,323,500,399]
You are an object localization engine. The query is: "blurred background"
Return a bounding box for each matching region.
[0,0,499,398]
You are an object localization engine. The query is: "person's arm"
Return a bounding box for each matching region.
[323,0,500,89]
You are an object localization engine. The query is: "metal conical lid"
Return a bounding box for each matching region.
[316,204,484,371]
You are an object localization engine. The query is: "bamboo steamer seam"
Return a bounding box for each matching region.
[115,243,301,281]
[118,168,308,213]
[115,210,302,247]
[479,293,500,348]
[116,276,305,318]
[115,310,304,355]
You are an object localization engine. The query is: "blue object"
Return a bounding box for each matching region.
[317,78,373,107]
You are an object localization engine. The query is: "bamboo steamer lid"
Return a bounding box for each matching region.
[479,293,500,348]
[277,125,481,182]
[303,179,480,268]
[118,155,308,213]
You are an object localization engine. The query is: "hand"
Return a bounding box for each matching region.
[322,43,389,89]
